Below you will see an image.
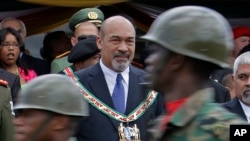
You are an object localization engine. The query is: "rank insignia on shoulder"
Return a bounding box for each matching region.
[0,79,8,87]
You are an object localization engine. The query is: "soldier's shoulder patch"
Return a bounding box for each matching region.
[0,79,8,87]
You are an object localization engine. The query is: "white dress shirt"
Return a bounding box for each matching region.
[100,60,129,107]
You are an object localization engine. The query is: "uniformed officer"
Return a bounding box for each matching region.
[141,5,249,141]
[69,7,104,31]
[13,74,89,141]
[69,7,104,46]
[65,36,100,72]
[0,79,14,141]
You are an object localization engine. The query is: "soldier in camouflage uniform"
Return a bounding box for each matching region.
[0,79,14,141]
[141,5,249,141]
[13,74,89,141]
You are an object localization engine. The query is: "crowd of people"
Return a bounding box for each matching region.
[0,4,250,141]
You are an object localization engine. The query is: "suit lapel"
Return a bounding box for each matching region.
[87,64,120,128]
[87,64,114,109]
[125,66,146,115]
[228,98,247,120]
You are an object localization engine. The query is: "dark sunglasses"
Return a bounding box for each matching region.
[77,35,96,41]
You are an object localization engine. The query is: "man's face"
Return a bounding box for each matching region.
[14,109,53,141]
[144,43,170,92]
[75,53,101,70]
[71,22,99,46]
[233,36,250,57]
[234,64,250,105]
[1,19,26,42]
[97,19,135,72]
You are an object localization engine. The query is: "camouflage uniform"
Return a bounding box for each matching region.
[0,79,14,141]
[147,88,248,141]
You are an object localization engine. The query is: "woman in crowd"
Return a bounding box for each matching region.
[0,27,37,86]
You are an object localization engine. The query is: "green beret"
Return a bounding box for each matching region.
[69,8,104,31]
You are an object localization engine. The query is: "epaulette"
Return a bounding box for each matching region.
[0,79,8,87]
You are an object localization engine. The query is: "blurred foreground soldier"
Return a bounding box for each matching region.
[0,79,14,141]
[141,6,248,141]
[13,74,89,141]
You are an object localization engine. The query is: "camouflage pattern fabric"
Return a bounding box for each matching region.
[147,88,248,141]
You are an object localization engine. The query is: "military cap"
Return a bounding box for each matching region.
[68,36,100,63]
[69,8,104,31]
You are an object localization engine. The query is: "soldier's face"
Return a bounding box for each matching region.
[71,22,99,46]
[75,53,101,70]
[234,64,250,105]
[144,43,172,93]
[14,109,53,141]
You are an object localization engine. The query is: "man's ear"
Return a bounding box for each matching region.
[71,36,77,47]
[51,116,69,130]
[168,54,186,71]
[96,36,102,50]
[231,74,235,82]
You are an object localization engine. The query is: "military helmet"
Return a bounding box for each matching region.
[14,74,89,117]
[141,6,233,68]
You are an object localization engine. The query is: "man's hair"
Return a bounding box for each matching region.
[0,17,27,37]
[234,51,250,76]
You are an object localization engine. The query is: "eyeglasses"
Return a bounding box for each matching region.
[1,42,21,48]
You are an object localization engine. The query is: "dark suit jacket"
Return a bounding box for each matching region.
[221,97,247,121]
[21,53,50,75]
[207,79,231,103]
[0,68,20,104]
[74,63,165,141]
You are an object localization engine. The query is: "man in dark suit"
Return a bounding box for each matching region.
[0,68,20,104]
[208,79,231,103]
[0,17,49,75]
[222,97,247,121]
[73,15,165,141]
[20,53,49,75]
[222,51,250,122]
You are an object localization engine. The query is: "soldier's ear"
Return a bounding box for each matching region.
[167,54,185,71]
[51,115,69,130]
[71,36,78,46]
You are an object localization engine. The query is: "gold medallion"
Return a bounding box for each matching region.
[118,123,141,141]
